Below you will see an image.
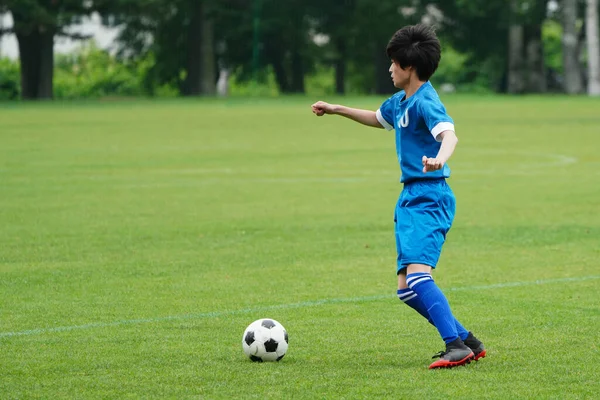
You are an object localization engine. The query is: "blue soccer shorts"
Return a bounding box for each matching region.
[394,179,456,273]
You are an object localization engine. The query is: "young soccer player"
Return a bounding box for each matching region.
[311,24,486,369]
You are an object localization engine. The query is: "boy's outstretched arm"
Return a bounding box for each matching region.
[422,130,458,173]
[311,101,384,129]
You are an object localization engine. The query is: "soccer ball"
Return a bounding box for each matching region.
[242,318,288,362]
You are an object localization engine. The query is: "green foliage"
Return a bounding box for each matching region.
[4,0,95,29]
[52,43,173,99]
[422,44,496,93]
[0,58,20,100]
[431,45,469,85]
[1,0,589,97]
[543,19,563,73]
[228,66,280,97]
[0,44,183,100]
[54,43,139,98]
[304,65,336,96]
[345,61,377,94]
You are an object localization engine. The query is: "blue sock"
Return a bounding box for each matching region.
[397,288,469,341]
[406,272,459,344]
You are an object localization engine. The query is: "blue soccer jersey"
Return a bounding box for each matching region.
[376,82,454,183]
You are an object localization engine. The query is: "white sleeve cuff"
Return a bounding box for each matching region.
[376,109,394,131]
[431,122,455,142]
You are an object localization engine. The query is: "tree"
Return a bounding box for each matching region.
[0,0,98,99]
[433,0,549,94]
[182,1,215,96]
[504,0,550,93]
[508,1,526,93]
[431,0,511,91]
[101,0,216,96]
[561,0,584,93]
[586,0,600,95]
[523,0,549,93]
[352,0,422,94]
[308,0,356,94]
[211,0,327,94]
[255,0,316,93]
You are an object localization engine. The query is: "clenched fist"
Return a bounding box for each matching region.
[311,101,336,116]
[422,155,444,173]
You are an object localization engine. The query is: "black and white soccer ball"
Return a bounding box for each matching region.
[242,318,288,362]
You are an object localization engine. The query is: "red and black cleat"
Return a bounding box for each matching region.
[429,338,475,369]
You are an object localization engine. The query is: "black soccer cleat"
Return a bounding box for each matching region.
[463,331,486,361]
[429,337,474,369]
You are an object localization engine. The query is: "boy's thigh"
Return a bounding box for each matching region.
[395,209,445,269]
[394,186,455,272]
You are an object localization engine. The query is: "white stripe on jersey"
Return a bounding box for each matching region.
[431,121,455,142]
[376,109,394,131]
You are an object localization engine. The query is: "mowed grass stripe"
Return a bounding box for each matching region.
[2,274,598,338]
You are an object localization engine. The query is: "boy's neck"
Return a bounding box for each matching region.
[403,78,427,99]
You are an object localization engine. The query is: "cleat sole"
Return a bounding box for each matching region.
[429,352,474,369]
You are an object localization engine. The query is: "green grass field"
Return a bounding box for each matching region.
[1,95,599,399]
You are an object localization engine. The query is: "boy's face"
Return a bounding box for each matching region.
[389,61,411,89]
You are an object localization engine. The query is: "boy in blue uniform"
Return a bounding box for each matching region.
[311,24,485,369]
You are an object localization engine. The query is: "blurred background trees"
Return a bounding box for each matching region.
[0,0,598,99]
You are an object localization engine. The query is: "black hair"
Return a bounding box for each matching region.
[386,24,441,81]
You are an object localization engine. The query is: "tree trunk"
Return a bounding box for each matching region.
[0,18,3,57]
[200,2,216,95]
[334,40,346,95]
[577,20,588,88]
[262,33,289,93]
[586,0,600,95]
[182,2,203,96]
[562,0,584,94]
[374,44,395,94]
[334,58,345,95]
[15,26,54,100]
[267,44,289,93]
[525,25,547,93]
[507,24,525,94]
[290,49,304,93]
[38,27,54,98]
[271,60,289,93]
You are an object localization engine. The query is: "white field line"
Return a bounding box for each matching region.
[1,275,598,339]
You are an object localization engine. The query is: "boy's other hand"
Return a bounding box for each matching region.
[422,156,444,173]
[311,101,335,116]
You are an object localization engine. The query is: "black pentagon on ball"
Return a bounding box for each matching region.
[249,355,263,362]
[244,331,255,346]
[284,330,288,344]
[276,354,285,361]
[261,319,276,329]
[263,338,278,352]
